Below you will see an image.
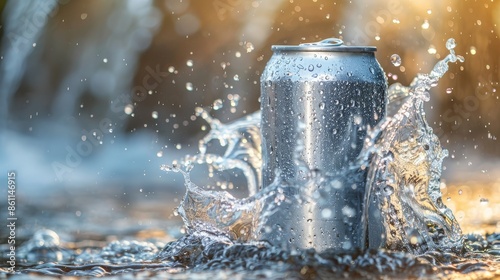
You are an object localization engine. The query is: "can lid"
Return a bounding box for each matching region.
[271,38,376,52]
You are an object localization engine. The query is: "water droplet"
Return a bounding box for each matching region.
[410,235,420,245]
[342,205,355,218]
[342,241,352,250]
[319,102,325,110]
[321,208,332,219]
[233,75,239,81]
[156,151,163,157]
[480,198,489,205]
[458,189,463,195]
[186,82,194,91]
[446,38,457,50]
[390,54,402,67]
[168,66,175,73]
[103,58,108,63]
[186,60,193,67]
[246,42,254,53]
[308,64,314,71]
[151,111,159,119]
[124,104,134,115]
[330,179,342,189]
[428,45,437,54]
[421,20,430,30]
[213,99,223,110]
[383,186,394,195]
[354,115,363,125]
[446,88,453,94]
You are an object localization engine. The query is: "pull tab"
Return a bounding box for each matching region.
[299,38,344,47]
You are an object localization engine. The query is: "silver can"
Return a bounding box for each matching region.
[259,38,387,252]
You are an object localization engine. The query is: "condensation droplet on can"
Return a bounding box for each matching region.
[321,208,332,219]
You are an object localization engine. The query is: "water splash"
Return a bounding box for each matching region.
[162,162,262,242]
[169,39,465,255]
[192,107,262,196]
[363,39,465,254]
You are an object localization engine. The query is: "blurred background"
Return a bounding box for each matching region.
[0,0,499,236]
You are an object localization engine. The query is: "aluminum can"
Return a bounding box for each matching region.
[259,38,387,252]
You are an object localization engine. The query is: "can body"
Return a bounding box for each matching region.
[259,40,387,252]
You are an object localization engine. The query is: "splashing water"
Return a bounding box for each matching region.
[169,39,465,253]
[4,39,500,279]
[194,108,262,196]
[363,39,465,254]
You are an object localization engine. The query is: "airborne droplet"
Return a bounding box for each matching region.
[480,198,489,205]
[446,38,457,50]
[390,54,402,67]
[124,104,134,115]
[213,99,223,110]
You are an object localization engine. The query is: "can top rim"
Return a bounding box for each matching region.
[271,38,376,53]
[271,45,377,52]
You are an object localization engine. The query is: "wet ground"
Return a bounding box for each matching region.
[1,180,499,279]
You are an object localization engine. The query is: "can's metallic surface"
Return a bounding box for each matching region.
[259,38,387,252]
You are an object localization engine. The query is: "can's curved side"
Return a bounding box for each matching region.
[259,49,387,252]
